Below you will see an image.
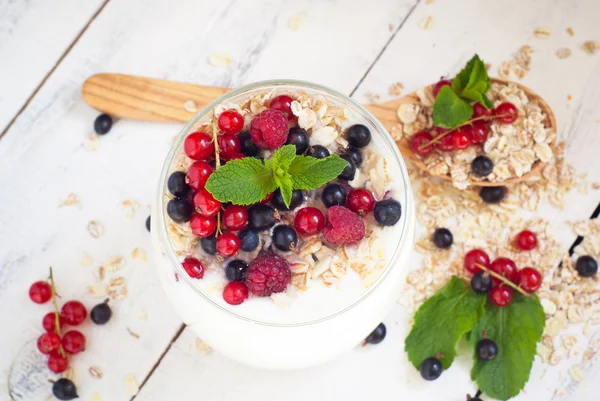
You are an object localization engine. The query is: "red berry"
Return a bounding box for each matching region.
[489,286,513,307]
[472,102,492,119]
[62,330,86,354]
[218,110,244,135]
[515,230,537,251]
[216,233,241,258]
[222,205,248,231]
[250,109,288,150]
[61,301,87,326]
[42,312,65,333]
[470,121,490,145]
[294,207,325,236]
[48,351,69,373]
[434,131,454,152]
[432,79,452,97]
[223,281,249,305]
[29,281,52,304]
[245,251,291,296]
[259,192,274,204]
[451,128,473,150]
[217,134,241,158]
[322,206,366,245]
[190,214,217,238]
[184,131,214,160]
[37,332,61,354]
[517,267,542,293]
[346,189,375,215]
[494,102,518,124]
[269,95,295,120]
[187,161,213,191]
[410,131,434,156]
[193,188,222,217]
[464,249,490,274]
[490,257,518,285]
[182,257,205,279]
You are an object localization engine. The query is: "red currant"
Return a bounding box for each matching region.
[216,233,241,258]
[193,188,222,217]
[37,332,61,354]
[515,230,537,251]
[48,351,69,373]
[217,134,241,158]
[432,79,452,97]
[490,257,518,285]
[62,330,86,354]
[451,128,473,150]
[61,301,87,326]
[223,281,249,305]
[218,110,244,135]
[190,214,217,238]
[184,131,214,160]
[259,192,274,204]
[294,207,325,236]
[470,121,490,145]
[464,249,490,274]
[222,205,248,231]
[269,95,295,120]
[187,161,213,191]
[517,267,542,293]
[29,281,52,304]
[410,131,434,156]
[489,286,513,307]
[182,257,205,279]
[434,131,454,152]
[472,102,492,119]
[494,102,518,124]
[346,189,375,215]
[43,312,65,332]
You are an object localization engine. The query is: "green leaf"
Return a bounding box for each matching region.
[481,93,494,109]
[288,155,347,190]
[470,294,545,401]
[205,157,278,205]
[451,54,492,108]
[275,172,294,208]
[272,145,297,173]
[405,276,486,370]
[432,86,474,129]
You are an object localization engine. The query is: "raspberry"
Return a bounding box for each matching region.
[245,252,291,296]
[250,110,288,150]
[322,206,365,245]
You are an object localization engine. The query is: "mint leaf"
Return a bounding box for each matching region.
[405,276,486,370]
[275,172,294,208]
[432,86,473,129]
[288,155,347,190]
[451,54,492,108]
[272,145,296,173]
[205,157,277,205]
[470,294,545,401]
[481,93,494,109]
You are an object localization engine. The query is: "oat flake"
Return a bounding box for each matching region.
[78,252,94,266]
[556,48,572,59]
[124,375,139,396]
[534,26,551,39]
[58,193,80,207]
[89,366,103,379]
[582,40,600,54]
[419,16,434,30]
[288,13,306,31]
[131,248,148,261]
[208,52,232,66]
[84,133,100,151]
[388,82,404,97]
[87,220,104,238]
[195,337,212,354]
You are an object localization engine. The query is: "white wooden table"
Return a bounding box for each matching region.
[1,0,599,400]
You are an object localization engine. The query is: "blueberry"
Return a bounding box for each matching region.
[90,302,112,325]
[307,145,330,159]
[373,199,402,226]
[471,155,494,177]
[286,127,309,155]
[272,225,298,251]
[272,189,304,211]
[167,198,193,222]
[247,204,276,231]
[167,171,191,197]
[200,235,217,255]
[322,184,346,208]
[471,272,492,294]
[239,131,260,157]
[346,124,371,148]
[476,338,498,361]
[364,323,386,345]
[239,229,260,252]
[576,255,598,278]
[52,378,78,400]
[345,147,363,167]
[145,215,151,232]
[479,186,506,204]
[338,154,356,181]
[225,260,249,282]
[420,357,443,381]
[94,114,113,135]
[433,228,453,249]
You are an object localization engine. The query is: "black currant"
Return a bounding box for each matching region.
[272,189,304,211]
[247,204,276,231]
[364,323,386,345]
[373,199,402,226]
[420,357,443,381]
[432,228,453,249]
[476,338,498,361]
[145,215,151,232]
[200,235,217,255]
[239,131,260,157]
[471,272,492,294]
[90,302,112,325]
[471,155,494,177]
[338,154,356,181]
[322,184,346,208]
[167,171,191,197]
[286,127,309,155]
[225,260,249,282]
[307,145,330,159]
[346,124,371,148]
[52,378,78,400]
[576,255,598,278]
[272,225,298,251]
[345,147,363,167]
[238,229,260,252]
[479,186,506,204]
[94,114,113,135]
[167,198,193,222]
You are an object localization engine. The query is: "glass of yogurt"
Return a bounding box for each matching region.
[151,80,415,370]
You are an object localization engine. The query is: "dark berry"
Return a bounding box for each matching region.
[286,127,309,155]
[479,186,506,204]
[167,198,193,222]
[345,147,363,167]
[322,184,346,208]
[247,204,277,231]
[471,272,492,294]
[238,131,260,157]
[307,145,330,159]
[420,357,443,381]
[364,323,386,345]
[167,171,191,197]
[346,124,371,148]
[272,225,299,251]
[225,260,249,282]
[94,114,113,135]
[200,235,217,255]
[145,215,151,232]
[272,189,304,211]
[373,199,402,226]
[90,302,112,324]
[238,229,260,252]
[432,228,453,249]
[338,154,356,181]
[471,156,494,177]
[477,338,498,361]
[576,255,598,278]
[52,378,78,400]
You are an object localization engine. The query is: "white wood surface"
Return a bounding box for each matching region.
[0,0,599,401]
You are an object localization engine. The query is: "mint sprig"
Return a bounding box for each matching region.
[205,145,346,207]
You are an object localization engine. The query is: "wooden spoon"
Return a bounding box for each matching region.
[82,74,555,186]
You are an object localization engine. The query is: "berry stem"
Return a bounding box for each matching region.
[475,264,530,297]
[48,267,66,356]
[211,115,222,236]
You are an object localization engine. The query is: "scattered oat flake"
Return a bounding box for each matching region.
[87,220,104,238]
[582,40,600,54]
[124,375,139,396]
[87,283,108,298]
[122,200,139,220]
[89,366,103,379]
[195,337,212,354]
[363,90,381,103]
[59,193,80,207]
[183,100,197,113]
[103,256,125,272]
[131,247,148,261]
[127,327,140,339]
[91,394,101,401]
[79,252,93,266]
[84,133,100,151]
[569,365,584,382]
[566,27,574,36]
[388,82,404,97]
[567,94,573,101]
[419,16,434,30]
[93,266,105,281]
[534,26,551,39]
[139,311,148,321]
[208,52,232,66]
[288,13,306,31]
[556,47,572,59]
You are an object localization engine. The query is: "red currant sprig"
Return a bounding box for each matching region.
[475,263,530,297]
[48,267,68,359]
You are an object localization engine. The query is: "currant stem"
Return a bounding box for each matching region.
[212,115,222,236]
[475,263,530,297]
[48,267,66,356]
